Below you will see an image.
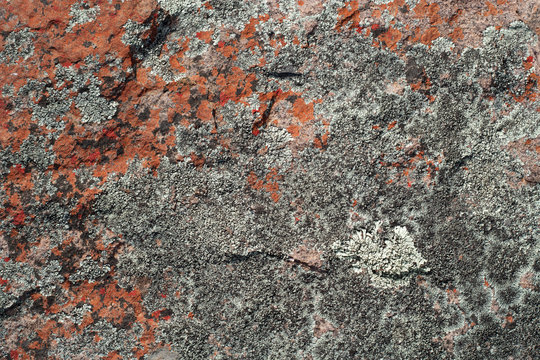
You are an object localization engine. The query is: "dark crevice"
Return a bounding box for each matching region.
[375,267,431,280]
[220,250,285,264]
[0,287,41,318]
[266,71,303,79]
[287,258,328,274]
[218,251,328,275]
[252,90,279,132]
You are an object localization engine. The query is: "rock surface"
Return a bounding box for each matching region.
[0,0,539,359]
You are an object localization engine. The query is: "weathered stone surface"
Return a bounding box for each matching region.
[0,0,538,359]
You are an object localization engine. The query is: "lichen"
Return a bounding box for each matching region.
[0,28,35,64]
[69,258,111,284]
[74,89,118,124]
[67,1,100,33]
[157,0,203,15]
[333,221,428,288]
[1,0,539,358]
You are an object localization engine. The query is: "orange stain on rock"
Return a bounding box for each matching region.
[216,67,256,105]
[197,100,214,122]
[484,1,503,16]
[287,124,301,137]
[291,98,314,124]
[378,27,402,51]
[240,14,270,51]
[313,132,328,149]
[247,168,283,202]
[421,27,440,45]
[196,30,214,43]
[449,27,464,41]
[335,0,362,31]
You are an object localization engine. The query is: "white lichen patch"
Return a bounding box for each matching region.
[75,90,118,124]
[333,221,428,288]
[69,258,111,284]
[0,27,35,64]
[157,0,203,14]
[67,1,100,33]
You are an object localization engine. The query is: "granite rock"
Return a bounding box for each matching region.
[0,0,539,359]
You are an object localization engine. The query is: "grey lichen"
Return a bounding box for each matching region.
[30,87,72,130]
[0,27,35,64]
[74,89,118,124]
[333,221,428,288]
[0,4,535,358]
[0,260,41,311]
[57,303,93,327]
[52,319,143,359]
[0,286,17,312]
[147,349,181,360]
[9,134,56,171]
[37,260,63,297]
[157,0,204,15]
[69,258,111,284]
[14,58,119,129]
[67,1,100,33]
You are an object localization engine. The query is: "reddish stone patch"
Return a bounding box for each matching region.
[290,244,323,269]
[313,315,338,338]
[504,136,540,186]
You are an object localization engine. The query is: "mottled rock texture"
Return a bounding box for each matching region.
[0,0,539,359]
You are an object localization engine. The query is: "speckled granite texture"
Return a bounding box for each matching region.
[0,0,539,359]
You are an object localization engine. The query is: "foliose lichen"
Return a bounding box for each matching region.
[333,221,428,288]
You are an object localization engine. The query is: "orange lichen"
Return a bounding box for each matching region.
[378,27,402,51]
[484,1,503,16]
[287,124,301,137]
[335,0,362,31]
[196,30,214,44]
[247,168,283,202]
[291,97,314,124]
[420,27,441,45]
[196,100,214,122]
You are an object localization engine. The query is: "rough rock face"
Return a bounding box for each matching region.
[0,0,538,359]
